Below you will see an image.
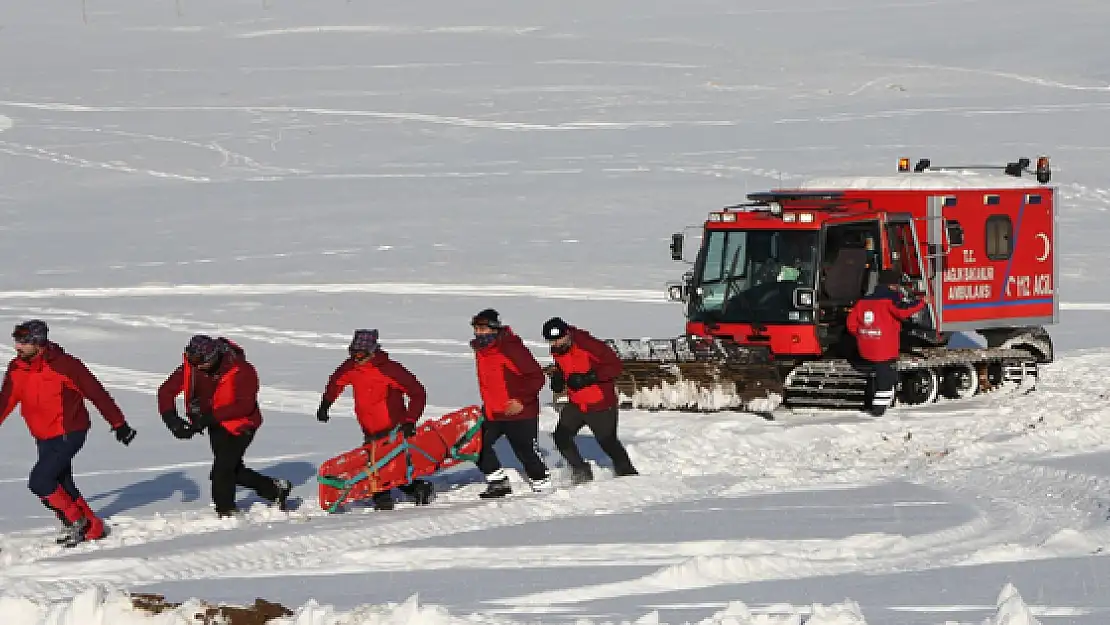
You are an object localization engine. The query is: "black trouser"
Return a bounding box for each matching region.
[869,360,898,412]
[208,426,279,513]
[553,405,635,473]
[476,417,549,482]
[29,430,86,499]
[363,428,429,500]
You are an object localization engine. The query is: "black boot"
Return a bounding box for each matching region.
[273,478,293,511]
[215,506,240,519]
[614,464,639,477]
[411,481,434,505]
[479,478,512,499]
[371,491,394,511]
[570,465,594,485]
[400,480,435,505]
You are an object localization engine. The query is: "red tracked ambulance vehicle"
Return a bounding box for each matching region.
[608,157,1057,411]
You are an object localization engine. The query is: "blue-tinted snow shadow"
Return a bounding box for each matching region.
[88,470,202,519]
[235,460,317,511]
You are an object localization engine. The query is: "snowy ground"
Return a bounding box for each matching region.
[3,0,1110,623]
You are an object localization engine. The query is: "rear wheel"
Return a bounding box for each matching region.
[940,364,979,400]
[898,368,938,405]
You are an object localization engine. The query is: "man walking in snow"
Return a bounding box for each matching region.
[316,329,434,511]
[470,308,550,498]
[846,269,926,416]
[543,317,637,483]
[157,335,291,518]
[0,320,137,547]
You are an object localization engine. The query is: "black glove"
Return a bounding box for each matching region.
[161,410,195,440]
[189,411,216,431]
[316,399,333,423]
[113,422,136,446]
[400,422,417,438]
[565,370,599,391]
[547,365,566,394]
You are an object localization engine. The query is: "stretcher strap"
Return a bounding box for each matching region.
[317,425,453,513]
[448,414,485,463]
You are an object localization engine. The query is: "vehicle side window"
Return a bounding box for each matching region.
[985,215,1013,260]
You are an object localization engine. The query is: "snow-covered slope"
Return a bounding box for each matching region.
[2,0,1110,623]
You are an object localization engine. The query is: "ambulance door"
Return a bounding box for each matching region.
[884,213,936,331]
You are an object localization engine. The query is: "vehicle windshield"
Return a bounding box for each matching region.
[689,229,818,325]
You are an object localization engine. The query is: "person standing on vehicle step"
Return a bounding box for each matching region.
[846,270,926,416]
[157,335,291,518]
[470,308,551,498]
[316,329,433,511]
[543,317,637,484]
[0,320,137,548]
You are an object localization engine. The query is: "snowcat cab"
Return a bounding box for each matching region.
[606,156,1056,412]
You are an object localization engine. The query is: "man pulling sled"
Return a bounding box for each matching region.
[315,329,484,512]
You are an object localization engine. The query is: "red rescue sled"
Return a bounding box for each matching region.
[316,405,484,512]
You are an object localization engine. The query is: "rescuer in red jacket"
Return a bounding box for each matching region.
[846,270,926,416]
[316,329,433,510]
[158,335,290,517]
[542,317,638,484]
[0,320,136,547]
[470,308,550,498]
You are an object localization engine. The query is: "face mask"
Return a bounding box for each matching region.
[471,333,498,350]
[550,341,572,355]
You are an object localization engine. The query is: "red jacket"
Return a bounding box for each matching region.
[846,286,926,362]
[322,350,426,436]
[472,328,545,421]
[552,327,623,412]
[0,343,126,441]
[157,340,262,435]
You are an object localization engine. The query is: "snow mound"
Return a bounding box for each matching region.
[625,381,782,413]
[983,583,1042,625]
[0,584,1042,624]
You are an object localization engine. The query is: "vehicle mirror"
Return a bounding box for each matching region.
[666,281,687,302]
[670,233,684,261]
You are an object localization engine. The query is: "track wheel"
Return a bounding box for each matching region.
[940,364,979,400]
[898,368,939,405]
[985,362,1004,390]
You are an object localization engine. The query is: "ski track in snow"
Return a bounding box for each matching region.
[233,24,545,39]
[0,282,666,303]
[0,140,212,183]
[0,100,739,133]
[4,353,1110,603]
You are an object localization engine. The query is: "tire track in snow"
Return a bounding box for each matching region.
[0,471,877,600]
[0,140,210,183]
[233,25,544,39]
[0,282,665,303]
[0,100,738,133]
